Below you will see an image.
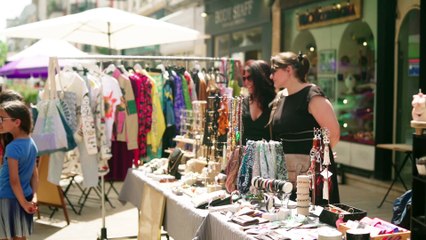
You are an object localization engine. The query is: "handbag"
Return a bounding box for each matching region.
[32,58,70,155]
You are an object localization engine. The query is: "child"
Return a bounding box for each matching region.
[0,100,38,240]
[0,89,24,167]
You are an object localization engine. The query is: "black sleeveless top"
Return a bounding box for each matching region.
[271,85,325,154]
[271,85,340,204]
[241,97,271,145]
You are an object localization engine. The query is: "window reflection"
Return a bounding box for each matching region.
[231,27,262,48]
[215,34,230,57]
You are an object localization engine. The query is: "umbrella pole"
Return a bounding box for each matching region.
[108,22,112,55]
[100,174,107,240]
[100,24,110,239]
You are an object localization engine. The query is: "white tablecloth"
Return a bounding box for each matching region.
[119,169,209,240]
[119,169,293,240]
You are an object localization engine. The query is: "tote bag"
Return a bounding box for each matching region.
[32,58,69,155]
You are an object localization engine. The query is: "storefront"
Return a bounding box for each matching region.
[279,0,378,174]
[204,0,272,62]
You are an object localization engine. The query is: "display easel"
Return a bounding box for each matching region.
[37,154,70,225]
[50,55,241,240]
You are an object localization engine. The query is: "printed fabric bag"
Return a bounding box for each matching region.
[57,90,78,133]
[32,58,69,155]
[57,104,77,150]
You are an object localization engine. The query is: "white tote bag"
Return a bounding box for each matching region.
[32,58,68,155]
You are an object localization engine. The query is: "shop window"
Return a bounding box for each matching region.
[291,30,318,84]
[214,34,230,57]
[336,21,375,145]
[230,27,262,49]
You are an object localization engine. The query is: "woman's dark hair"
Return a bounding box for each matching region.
[0,100,32,134]
[245,60,276,110]
[270,51,310,82]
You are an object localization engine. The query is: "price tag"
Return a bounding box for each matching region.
[311,205,324,216]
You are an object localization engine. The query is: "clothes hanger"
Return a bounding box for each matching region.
[193,60,202,72]
[104,63,116,75]
[81,62,102,77]
[62,64,74,72]
[134,63,143,73]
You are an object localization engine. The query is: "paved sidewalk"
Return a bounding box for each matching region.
[31,176,400,240]
[32,182,139,240]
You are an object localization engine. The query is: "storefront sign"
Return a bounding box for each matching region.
[297,0,362,30]
[206,0,270,35]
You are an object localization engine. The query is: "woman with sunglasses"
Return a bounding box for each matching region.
[269,51,340,205]
[241,60,276,145]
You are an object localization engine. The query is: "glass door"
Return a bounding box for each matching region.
[396,9,420,181]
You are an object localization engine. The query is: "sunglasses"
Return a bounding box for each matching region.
[242,75,251,81]
[271,64,289,74]
[0,117,16,124]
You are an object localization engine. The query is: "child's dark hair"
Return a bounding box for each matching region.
[0,100,32,134]
[0,89,24,103]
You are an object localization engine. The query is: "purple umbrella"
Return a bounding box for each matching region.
[0,56,49,78]
[0,39,89,79]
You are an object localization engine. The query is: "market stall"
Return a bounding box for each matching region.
[35,55,240,239]
[116,64,411,239]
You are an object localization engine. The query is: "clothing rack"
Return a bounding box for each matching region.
[51,55,241,240]
[56,54,237,62]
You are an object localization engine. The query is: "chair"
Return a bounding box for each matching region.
[59,172,85,215]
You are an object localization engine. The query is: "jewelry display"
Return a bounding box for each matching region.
[309,128,322,206]
[217,96,229,167]
[179,109,194,138]
[192,100,207,158]
[322,128,331,201]
[308,127,335,205]
[296,175,311,216]
[250,176,292,213]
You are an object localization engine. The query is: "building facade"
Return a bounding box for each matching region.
[273,0,422,182]
[204,0,273,62]
[5,0,424,183]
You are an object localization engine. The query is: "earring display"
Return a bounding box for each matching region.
[307,127,339,206]
[180,109,194,138]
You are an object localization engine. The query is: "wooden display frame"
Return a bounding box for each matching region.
[36,155,70,225]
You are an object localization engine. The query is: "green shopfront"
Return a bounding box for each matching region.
[280,0,378,175]
[279,0,423,184]
[204,0,272,62]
